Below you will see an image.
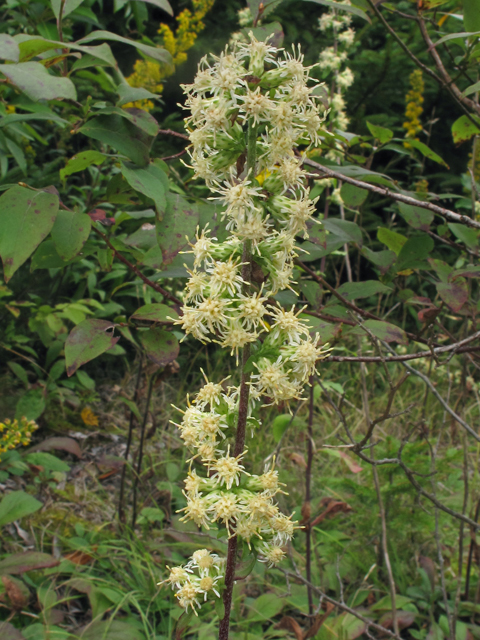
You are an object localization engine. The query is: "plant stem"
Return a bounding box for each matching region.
[131,372,155,529]
[218,119,257,640]
[305,381,314,615]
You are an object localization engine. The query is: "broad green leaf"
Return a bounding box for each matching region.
[0,112,68,128]
[0,186,59,281]
[336,280,391,300]
[80,114,154,166]
[464,80,480,97]
[140,328,179,366]
[0,34,19,62]
[60,150,106,180]
[7,361,29,387]
[247,593,285,621]
[398,202,433,230]
[77,30,173,65]
[272,414,305,442]
[0,552,59,575]
[120,162,167,215]
[367,121,393,143]
[15,36,117,67]
[324,218,362,244]
[448,222,479,249]
[432,30,480,47]
[451,115,480,144]
[65,319,119,376]
[405,138,448,167]
[134,0,172,14]
[362,247,396,275]
[31,239,69,271]
[0,62,76,101]
[377,227,407,255]
[464,0,480,32]
[15,389,46,421]
[51,211,91,261]
[156,193,199,265]
[302,0,371,22]
[51,0,85,20]
[0,491,43,527]
[73,620,146,640]
[131,303,178,323]
[25,452,70,472]
[299,280,322,308]
[351,319,408,344]
[339,613,367,640]
[395,235,434,273]
[94,106,159,136]
[116,84,160,107]
[243,22,284,47]
[340,182,368,207]
[436,279,468,312]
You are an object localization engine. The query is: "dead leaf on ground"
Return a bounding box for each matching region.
[289,452,307,468]
[64,549,96,565]
[1,575,29,610]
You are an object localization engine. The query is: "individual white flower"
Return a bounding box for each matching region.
[338,28,355,47]
[208,257,245,296]
[269,512,297,544]
[211,448,248,489]
[239,88,274,124]
[237,288,268,329]
[319,47,347,72]
[235,514,261,546]
[176,581,201,613]
[337,67,354,90]
[281,333,326,380]
[192,573,222,601]
[318,12,335,31]
[208,491,245,530]
[194,371,227,409]
[258,542,286,567]
[269,305,309,342]
[251,356,303,404]
[160,565,192,590]
[184,268,209,302]
[218,319,258,362]
[179,494,211,529]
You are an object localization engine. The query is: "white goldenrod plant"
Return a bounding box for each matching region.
[160,33,328,630]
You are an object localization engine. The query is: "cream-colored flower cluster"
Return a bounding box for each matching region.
[163,34,328,615]
[318,0,355,144]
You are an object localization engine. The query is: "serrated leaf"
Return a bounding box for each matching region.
[65,319,119,376]
[131,303,178,323]
[140,328,179,367]
[0,492,43,528]
[0,186,59,281]
[0,62,76,101]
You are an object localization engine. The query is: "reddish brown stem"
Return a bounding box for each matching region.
[305,381,314,615]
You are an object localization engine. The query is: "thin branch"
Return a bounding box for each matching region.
[157,129,190,142]
[92,227,182,305]
[302,158,480,230]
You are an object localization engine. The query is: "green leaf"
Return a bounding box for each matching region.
[94,106,159,136]
[51,211,91,261]
[247,593,285,621]
[340,182,368,207]
[140,328,179,367]
[271,413,305,442]
[135,0,173,14]
[0,186,59,281]
[80,114,155,166]
[377,227,407,255]
[451,115,480,144]
[448,222,479,249]
[0,34,19,62]
[0,552,60,575]
[367,121,393,143]
[166,462,179,481]
[436,279,468,312]
[361,247,396,275]
[464,80,480,97]
[395,235,434,273]
[351,319,408,344]
[336,280,391,300]
[242,22,284,47]
[65,319,119,376]
[324,218,362,245]
[405,138,448,167]
[51,0,85,20]
[339,613,367,639]
[74,620,146,640]
[131,303,178,323]
[120,162,167,215]
[116,84,160,107]
[25,452,70,473]
[0,491,43,527]
[77,30,172,65]
[156,194,199,265]
[7,361,29,387]
[0,62,76,101]
[15,389,46,421]
[431,30,480,47]
[0,112,68,128]
[302,0,371,22]
[60,150,106,180]
[31,239,69,271]
[464,0,480,32]
[398,202,433,231]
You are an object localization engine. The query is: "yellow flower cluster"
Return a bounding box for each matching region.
[403,69,424,142]
[125,0,214,111]
[0,417,38,458]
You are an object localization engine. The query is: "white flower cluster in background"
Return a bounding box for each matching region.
[163,34,329,615]
[318,0,355,154]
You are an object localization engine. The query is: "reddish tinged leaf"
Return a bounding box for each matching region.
[436,279,468,312]
[140,328,179,367]
[304,603,335,639]
[87,208,115,225]
[0,622,26,639]
[417,306,441,324]
[65,319,119,376]
[419,555,436,590]
[1,575,29,609]
[339,450,363,473]
[275,616,303,640]
[29,437,82,458]
[288,452,307,468]
[64,550,95,565]
[379,610,416,631]
[131,303,178,323]
[0,552,59,576]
